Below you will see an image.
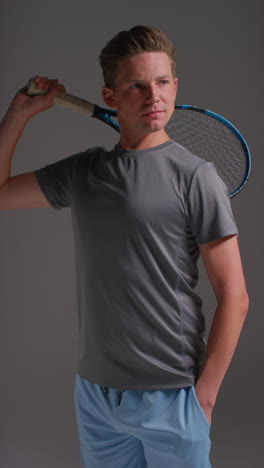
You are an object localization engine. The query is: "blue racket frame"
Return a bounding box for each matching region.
[175,105,251,197]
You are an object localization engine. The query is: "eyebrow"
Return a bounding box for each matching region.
[127,75,171,83]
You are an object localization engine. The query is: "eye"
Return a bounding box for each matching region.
[160,79,169,85]
[131,83,143,89]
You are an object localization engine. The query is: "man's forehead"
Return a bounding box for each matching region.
[119,51,171,67]
[116,53,173,81]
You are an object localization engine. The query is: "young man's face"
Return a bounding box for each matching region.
[102,52,178,142]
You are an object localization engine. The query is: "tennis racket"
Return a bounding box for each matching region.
[26,78,251,198]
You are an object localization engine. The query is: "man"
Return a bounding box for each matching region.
[0,26,248,468]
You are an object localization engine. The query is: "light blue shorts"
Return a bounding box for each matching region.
[74,375,212,468]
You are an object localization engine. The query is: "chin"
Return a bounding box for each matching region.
[145,123,165,133]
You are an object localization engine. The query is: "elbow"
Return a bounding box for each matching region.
[241,289,249,319]
[234,288,249,321]
[233,287,249,321]
[217,287,249,320]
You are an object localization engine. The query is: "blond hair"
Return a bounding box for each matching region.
[99,25,176,89]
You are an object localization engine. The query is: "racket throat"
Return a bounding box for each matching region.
[93,105,120,132]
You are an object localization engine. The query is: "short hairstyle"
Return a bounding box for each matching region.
[99,25,176,89]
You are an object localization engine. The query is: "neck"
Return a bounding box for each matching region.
[119,129,170,150]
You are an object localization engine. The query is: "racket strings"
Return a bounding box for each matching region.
[166,110,248,195]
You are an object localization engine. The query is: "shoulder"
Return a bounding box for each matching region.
[78,145,109,162]
[64,146,110,172]
[165,140,214,195]
[165,140,208,177]
[35,146,110,181]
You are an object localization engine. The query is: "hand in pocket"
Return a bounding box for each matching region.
[193,386,214,426]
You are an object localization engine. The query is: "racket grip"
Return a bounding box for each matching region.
[26,78,95,116]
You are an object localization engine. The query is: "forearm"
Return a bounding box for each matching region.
[0,77,64,187]
[196,292,249,407]
[0,107,29,185]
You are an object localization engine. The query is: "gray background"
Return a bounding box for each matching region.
[0,0,262,467]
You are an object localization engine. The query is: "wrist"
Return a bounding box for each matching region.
[4,105,30,128]
[195,379,218,409]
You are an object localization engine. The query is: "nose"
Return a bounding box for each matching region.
[145,85,159,104]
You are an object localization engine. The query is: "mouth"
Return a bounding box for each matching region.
[142,110,164,118]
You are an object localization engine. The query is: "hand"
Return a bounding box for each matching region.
[195,382,215,426]
[8,76,66,120]
[198,398,213,426]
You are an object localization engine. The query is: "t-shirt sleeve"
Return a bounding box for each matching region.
[34,151,84,210]
[186,162,238,244]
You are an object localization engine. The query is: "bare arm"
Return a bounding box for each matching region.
[0,77,64,209]
[0,172,50,209]
[196,235,249,424]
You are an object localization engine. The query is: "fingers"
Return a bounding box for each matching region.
[32,75,66,93]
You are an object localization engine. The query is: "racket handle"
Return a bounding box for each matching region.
[26,78,95,116]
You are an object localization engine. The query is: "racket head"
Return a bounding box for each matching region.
[165,105,251,198]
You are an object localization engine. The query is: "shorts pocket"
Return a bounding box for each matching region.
[191,386,211,428]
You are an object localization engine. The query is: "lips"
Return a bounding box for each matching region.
[142,110,164,117]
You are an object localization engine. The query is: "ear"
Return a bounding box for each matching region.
[102,86,116,108]
[173,77,178,100]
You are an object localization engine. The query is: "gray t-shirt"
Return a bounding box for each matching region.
[35,139,238,390]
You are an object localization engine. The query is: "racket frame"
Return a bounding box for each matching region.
[171,105,251,197]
